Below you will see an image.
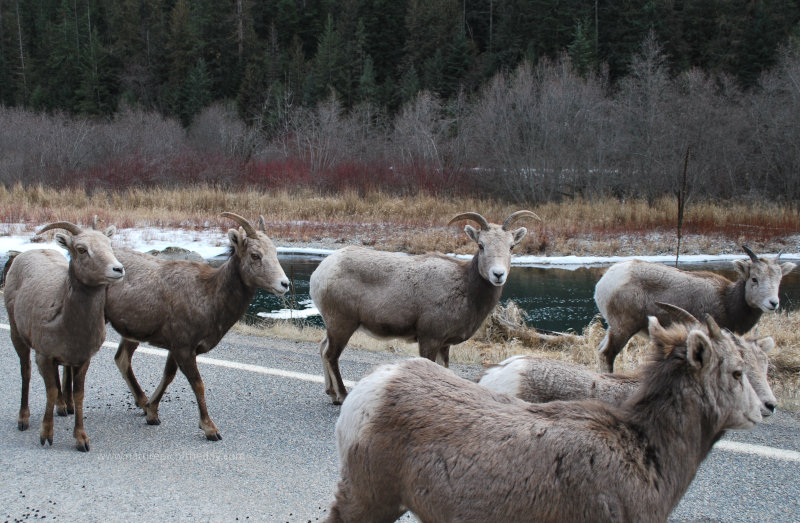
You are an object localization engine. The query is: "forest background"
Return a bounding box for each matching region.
[1,0,800,207]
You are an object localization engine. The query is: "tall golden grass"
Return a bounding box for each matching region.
[0,183,797,256]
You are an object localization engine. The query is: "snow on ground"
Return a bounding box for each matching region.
[2,224,798,319]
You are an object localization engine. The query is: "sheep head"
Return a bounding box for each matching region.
[221,212,290,296]
[37,220,124,286]
[448,210,541,287]
[734,245,796,312]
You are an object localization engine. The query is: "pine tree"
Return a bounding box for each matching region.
[358,54,378,105]
[568,18,597,77]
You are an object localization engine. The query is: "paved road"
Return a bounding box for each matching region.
[0,301,798,522]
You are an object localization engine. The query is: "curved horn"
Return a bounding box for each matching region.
[448,212,490,230]
[655,302,700,325]
[92,215,101,230]
[221,212,257,237]
[742,245,759,262]
[37,221,82,236]
[502,210,541,230]
[704,314,723,339]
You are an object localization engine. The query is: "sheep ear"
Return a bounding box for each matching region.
[757,336,775,354]
[104,225,116,238]
[228,228,246,255]
[647,315,666,338]
[511,227,527,245]
[733,259,750,277]
[257,216,267,233]
[54,233,72,251]
[686,329,713,370]
[780,262,797,276]
[464,225,479,243]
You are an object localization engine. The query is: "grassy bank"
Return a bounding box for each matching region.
[1,183,798,256]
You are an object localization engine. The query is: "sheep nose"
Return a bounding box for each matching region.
[492,270,506,281]
[280,279,290,291]
[765,401,776,414]
[769,299,779,309]
[113,266,124,276]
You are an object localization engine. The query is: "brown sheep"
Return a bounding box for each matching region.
[4,221,123,451]
[594,246,796,371]
[309,210,539,404]
[326,315,761,522]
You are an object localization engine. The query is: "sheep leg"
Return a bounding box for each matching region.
[597,328,633,373]
[419,340,449,367]
[56,365,74,417]
[114,339,149,411]
[35,354,60,447]
[326,479,405,523]
[10,324,31,431]
[71,360,91,452]
[321,329,356,405]
[143,354,179,426]
[173,352,221,441]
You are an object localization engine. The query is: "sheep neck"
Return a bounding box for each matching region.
[723,278,762,333]
[621,365,721,512]
[466,254,504,316]
[212,255,257,328]
[60,264,107,355]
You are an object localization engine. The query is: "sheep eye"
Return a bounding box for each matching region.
[751,277,758,284]
[478,244,485,251]
[76,246,87,255]
[732,370,743,380]
[250,252,261,261]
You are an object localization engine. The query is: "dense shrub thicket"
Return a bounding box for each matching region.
[4,36,800,206]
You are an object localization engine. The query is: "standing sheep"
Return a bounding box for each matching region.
[326,315,761,522]
[594,246,795,371]
[4,221,124,451]
[309,210,539,404]
[102,212,289,440]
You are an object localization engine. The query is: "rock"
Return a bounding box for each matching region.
[146,246,206,263]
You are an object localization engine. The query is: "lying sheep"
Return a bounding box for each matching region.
[101,212,289,441]
[326,315,761,522]
[594,246,796,371]
[4,221,124,451]
[309,210,539,404]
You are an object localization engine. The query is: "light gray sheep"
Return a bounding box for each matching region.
[4,221,123,451]
[309,210,539,404]
[326,315,761,523]
[99,212,289,441]
[594,246,796,371]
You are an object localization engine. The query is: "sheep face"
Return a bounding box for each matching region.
[648,316,762,430]
[465,224,527,286]
[228,226,290,296]
[735,335,777,416]
[734,255,796,312]
[54,227,124,286]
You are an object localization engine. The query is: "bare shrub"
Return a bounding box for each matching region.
[187,102,263,162]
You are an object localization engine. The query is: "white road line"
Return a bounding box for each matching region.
[714,440,800,462]
[2,324,797,461]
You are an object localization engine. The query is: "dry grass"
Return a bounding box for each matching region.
[1,184,798,255]
[240,305,800,411]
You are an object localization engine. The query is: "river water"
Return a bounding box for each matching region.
[251,255,800,334]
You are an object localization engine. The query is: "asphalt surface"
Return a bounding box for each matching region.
[0,300,798,522]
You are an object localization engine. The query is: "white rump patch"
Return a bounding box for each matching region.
[478,355,528,397]
[335,363,398,465]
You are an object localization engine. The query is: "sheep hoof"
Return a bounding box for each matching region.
[205,432,222,441]
[67,406,75,415]
[56,406,69,417]
[76,442,90,452]
[146,417,161,426]
[17,420,29,431]
[40,436,53,446]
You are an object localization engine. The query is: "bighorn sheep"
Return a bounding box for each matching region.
[479,305,778,417]
[98,213,289,441]
[326,315,761,523]
[595,246,796,371]
[309,210,539,404]
[4,221,123,451]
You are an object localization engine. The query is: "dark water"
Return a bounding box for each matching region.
[251,255,800,334]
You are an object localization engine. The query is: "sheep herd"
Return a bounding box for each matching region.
[2,211,796,522]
